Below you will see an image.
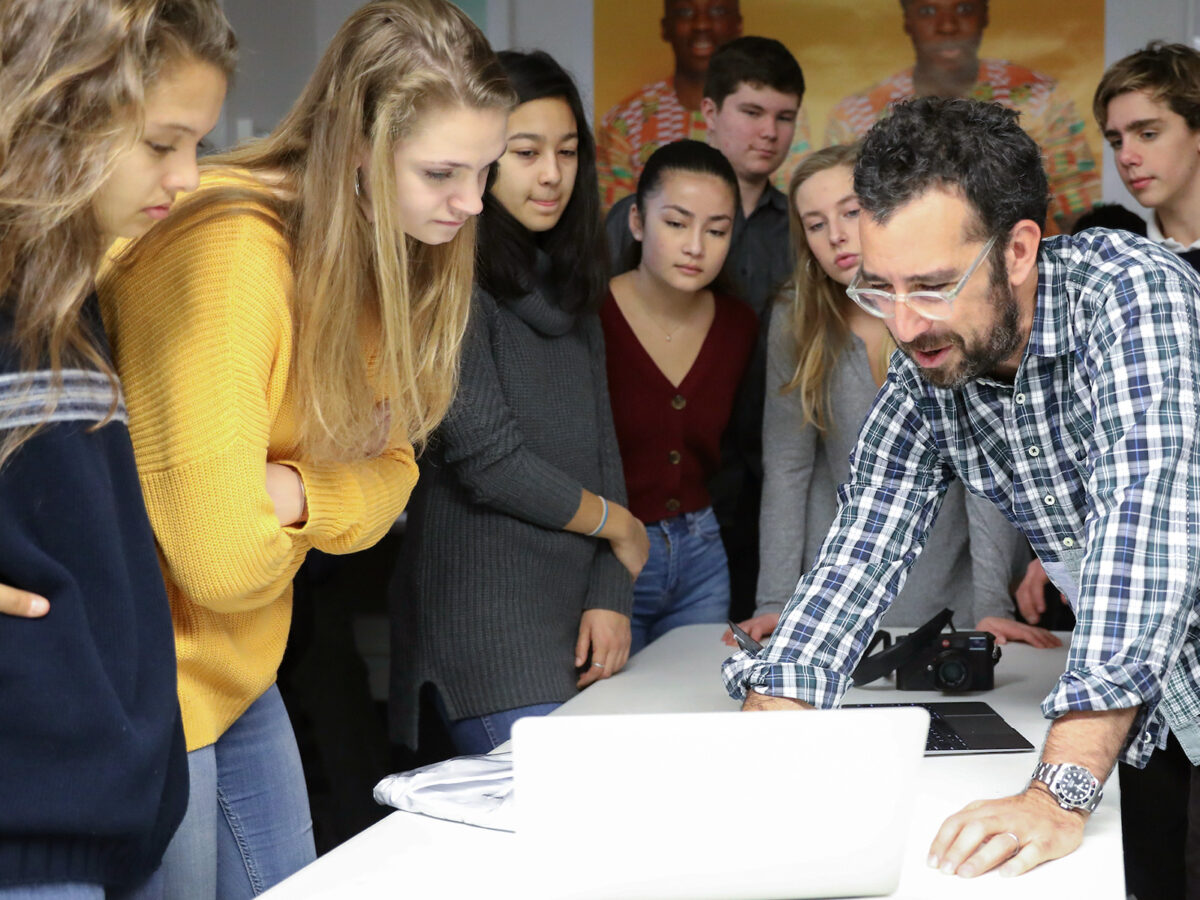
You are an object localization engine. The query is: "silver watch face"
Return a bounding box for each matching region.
[1054,766,1098,807]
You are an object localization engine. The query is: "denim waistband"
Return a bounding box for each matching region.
[648,506,716,538]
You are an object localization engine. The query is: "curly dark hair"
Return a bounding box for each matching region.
[854,97,1049,243]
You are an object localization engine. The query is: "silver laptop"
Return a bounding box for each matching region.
[512,707,929,900]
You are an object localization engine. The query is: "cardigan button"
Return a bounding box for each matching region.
[671,394,687,410]
[668,450,681,464]
[665,498,681,512]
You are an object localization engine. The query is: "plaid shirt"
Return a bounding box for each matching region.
[723,230,1200,768]
[825,60,1101,228]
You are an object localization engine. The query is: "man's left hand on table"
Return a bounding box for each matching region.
[927,785,1085,878]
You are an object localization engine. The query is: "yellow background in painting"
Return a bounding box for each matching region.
[593,0,1105,161]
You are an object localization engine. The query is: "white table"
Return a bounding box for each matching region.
[263,624,1125,899]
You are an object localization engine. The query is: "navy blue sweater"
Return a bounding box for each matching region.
[0,296,187,889]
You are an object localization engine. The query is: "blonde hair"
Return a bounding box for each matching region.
[780,142,893,432]
[0,0,236,469]
[123,0,515,461]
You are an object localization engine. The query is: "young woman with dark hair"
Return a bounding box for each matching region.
[603,139,758,653]
[391,49,647,756]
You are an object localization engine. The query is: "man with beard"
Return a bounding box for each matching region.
[825,0,1099,232]
[724,97,1200,881]
[594,0,810,211]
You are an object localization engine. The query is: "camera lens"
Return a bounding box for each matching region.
[932,651,970,691]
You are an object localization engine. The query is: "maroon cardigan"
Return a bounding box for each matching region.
[601,290,758,523]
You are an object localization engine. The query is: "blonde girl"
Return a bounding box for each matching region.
[97,1,513,895]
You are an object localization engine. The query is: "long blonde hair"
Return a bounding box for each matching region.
[0,0,236,469]
[123,0,515,461]
[781,142,893,432]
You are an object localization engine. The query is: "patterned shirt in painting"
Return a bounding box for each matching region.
[595,77,812,211]
[723,230,1200,770]
[825,60,1101,227]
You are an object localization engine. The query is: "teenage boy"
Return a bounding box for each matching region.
[1094,40,1200,900]
[595,1,810,210]
[725,97,1200,886]
[605,35,804,624]
[1097,42,1200,259]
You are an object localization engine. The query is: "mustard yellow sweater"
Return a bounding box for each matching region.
[99,174,418,751]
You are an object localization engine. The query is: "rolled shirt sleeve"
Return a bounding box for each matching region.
[724,376,951,706]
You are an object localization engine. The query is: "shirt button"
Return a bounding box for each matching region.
[1015,393,1026,404]
[1028,446,1040,457]
[665,498,681,513]
[1044,494,1056,506]
[671,394,687,410]
[668,450,681,465]
[1063,537,1075,548]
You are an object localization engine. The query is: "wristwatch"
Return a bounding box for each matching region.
[1030,762,1103,813]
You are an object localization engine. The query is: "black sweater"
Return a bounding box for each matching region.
[0,296,186,889]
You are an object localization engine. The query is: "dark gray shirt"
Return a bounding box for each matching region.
[389,282,632,748]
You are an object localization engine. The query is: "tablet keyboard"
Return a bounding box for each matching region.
[924,708,971,753]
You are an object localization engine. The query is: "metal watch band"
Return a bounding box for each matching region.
[1030,761,1103,813]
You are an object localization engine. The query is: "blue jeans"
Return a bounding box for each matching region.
[434,692,560,755]
[159,686,315,899]
[631,506,730,655]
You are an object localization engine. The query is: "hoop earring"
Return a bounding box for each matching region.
[354,168,363,198]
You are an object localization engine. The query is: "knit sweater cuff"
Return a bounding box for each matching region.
[0,834,149,891]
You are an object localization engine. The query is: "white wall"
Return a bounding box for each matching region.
[220,1,317,145]
[485,0,594,114]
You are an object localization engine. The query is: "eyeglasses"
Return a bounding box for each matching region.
[846,236,997,322]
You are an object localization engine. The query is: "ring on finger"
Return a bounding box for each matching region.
[1000,832,1022,857]
[592,662,605,669]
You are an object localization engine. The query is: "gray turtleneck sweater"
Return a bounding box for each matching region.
[389,282,632,748]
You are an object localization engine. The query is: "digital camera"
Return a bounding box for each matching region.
[895,630,1001,692]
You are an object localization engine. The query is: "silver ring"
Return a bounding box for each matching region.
[1001,832,1022,855]
[592,662,605,669]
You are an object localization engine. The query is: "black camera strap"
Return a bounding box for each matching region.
[850,608,956,686]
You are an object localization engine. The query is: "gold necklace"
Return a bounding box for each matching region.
[638,299,688,342]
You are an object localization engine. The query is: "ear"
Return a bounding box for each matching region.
[628,202,644,242]
[1005,219,1042,287]
[700,97,718,130]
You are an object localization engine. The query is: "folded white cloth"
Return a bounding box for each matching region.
[373,751,515,832]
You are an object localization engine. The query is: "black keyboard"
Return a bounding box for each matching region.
[925,708,970,753]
